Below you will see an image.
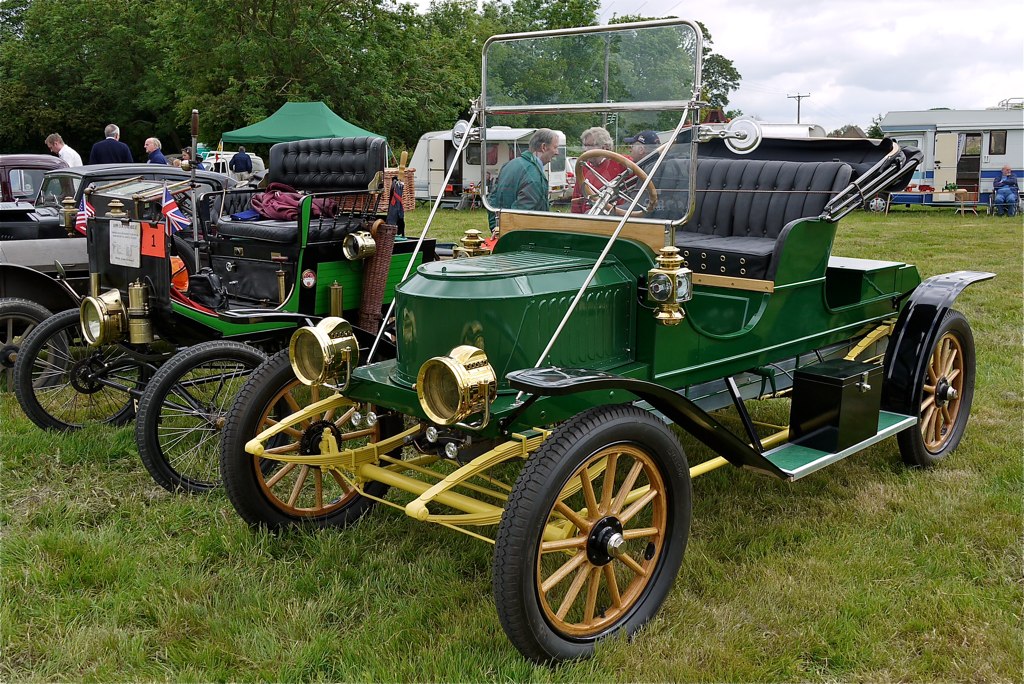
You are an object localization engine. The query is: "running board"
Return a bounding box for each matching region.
[756,411,916,481]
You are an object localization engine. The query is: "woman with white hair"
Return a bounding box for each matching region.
[571,126,626,213]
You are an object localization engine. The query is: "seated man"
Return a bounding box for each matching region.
[992,165,1019,217]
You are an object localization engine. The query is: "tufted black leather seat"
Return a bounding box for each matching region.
[216,136,386,243]
[653,158,851,279]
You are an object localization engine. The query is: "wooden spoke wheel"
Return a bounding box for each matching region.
[493,405,690,663]
[575,149,658,217]
[220,348,400,530]
[536,443,667,637]
[896,309,976,467]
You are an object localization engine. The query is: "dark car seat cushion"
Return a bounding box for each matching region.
[666,158,852,279]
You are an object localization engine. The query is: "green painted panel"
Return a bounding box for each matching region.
[313,253,418,313]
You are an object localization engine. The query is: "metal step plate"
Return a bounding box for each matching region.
[760,411,917,480]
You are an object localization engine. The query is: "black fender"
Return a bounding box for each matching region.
[0,264,81,312]
[506,367,788,478]
[882,270,994,415]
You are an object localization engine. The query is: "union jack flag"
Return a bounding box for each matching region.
[161,184,191,234]
[74,195,94,235]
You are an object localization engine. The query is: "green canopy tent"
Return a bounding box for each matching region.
[221,101,382,144]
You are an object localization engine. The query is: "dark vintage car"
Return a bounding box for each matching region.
[0,164,233,388]
[0,154,67,205]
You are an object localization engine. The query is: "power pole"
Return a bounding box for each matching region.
[787,93,810,123]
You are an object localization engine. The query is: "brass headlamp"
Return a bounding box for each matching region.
[289,317,359,388]
[416,345,496,427]
[647,245,692,326]
[80,288,127,346]
[342,231,376,260]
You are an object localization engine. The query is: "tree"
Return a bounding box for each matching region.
[866,113,883,138]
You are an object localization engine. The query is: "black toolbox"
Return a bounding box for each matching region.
[789,359,883,452]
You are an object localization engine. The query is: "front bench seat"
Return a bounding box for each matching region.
[215,136,386,243]
[659,158,852,279]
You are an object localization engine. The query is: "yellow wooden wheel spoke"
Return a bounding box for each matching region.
[942,345,958,378]
[599,451,618,515]
[553,500,591,533]
[615,551,648,578]
[330,468,353,493]
[263,442,300,456]
[555,564,591,620]
[314,468,323,510]
[583,566,601,625]
[287,465,309,506]
[580,468,599,520]
[262,417,304,439]
[619,488,658,526]
[947,367,960,383]
[611,461,644,514]
[541,536,587,553]
[541,551,587,595]
[265,461,297,488]
[602,564,622,609]
[623,526,659,540]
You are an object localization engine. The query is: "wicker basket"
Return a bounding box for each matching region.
[334,167,416,215]
[384,167,417,213]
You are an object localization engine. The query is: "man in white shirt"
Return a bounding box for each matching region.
[44,133,83,167]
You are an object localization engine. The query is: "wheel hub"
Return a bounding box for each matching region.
[69,357,106,394]
[935,378,958,407]
[586,516,624,566]
[0,344,18,368]
[299,420,342,455]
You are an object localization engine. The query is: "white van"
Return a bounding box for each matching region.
[409,127,567,206]
[202,150,266,179]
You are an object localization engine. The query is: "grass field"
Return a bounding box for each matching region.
[1,207,1021,681]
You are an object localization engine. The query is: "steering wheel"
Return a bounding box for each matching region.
[575,149,659,217]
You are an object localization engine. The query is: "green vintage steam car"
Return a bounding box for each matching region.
[220,19,992,662]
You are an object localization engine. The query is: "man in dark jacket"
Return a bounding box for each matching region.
[229,146,253,175]
[487,128,559,230]
[89,124,133,164]
[144,137,168,164]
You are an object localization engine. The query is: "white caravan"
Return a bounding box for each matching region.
[880,106,1023,203]
[409,127,568,206]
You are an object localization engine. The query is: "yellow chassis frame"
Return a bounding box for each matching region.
[244,321,894,544]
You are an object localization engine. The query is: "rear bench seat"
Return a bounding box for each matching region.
[213,136,386,243]
[653,157,852,279]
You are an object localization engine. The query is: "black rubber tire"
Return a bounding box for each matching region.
[0,298,52,392]
[12,309,141,431]
[135,340,268,493]
[171,233,199,275]
[896,309,976,467]
[220,348,401,530]
[492,404,692,663]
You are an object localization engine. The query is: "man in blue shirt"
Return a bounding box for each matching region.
[229,146,254,176]
[487,128,559,230]
[144,138,168,164]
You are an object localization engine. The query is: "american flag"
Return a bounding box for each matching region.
[74,195,94,235]
[161,185,191,233]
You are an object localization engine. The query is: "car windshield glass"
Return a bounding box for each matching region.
[10,168,47,200]
[37,174,80,208]
[481,22,698,225]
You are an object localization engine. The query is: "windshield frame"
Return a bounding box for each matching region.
[478,18,703,230]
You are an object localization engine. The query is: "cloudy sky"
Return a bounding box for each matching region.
[416,0,1024,133]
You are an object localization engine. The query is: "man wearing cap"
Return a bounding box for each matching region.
[625,130,661,161]
[487,128,560,230]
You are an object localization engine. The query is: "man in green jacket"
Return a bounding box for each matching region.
[487,128,560,230]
